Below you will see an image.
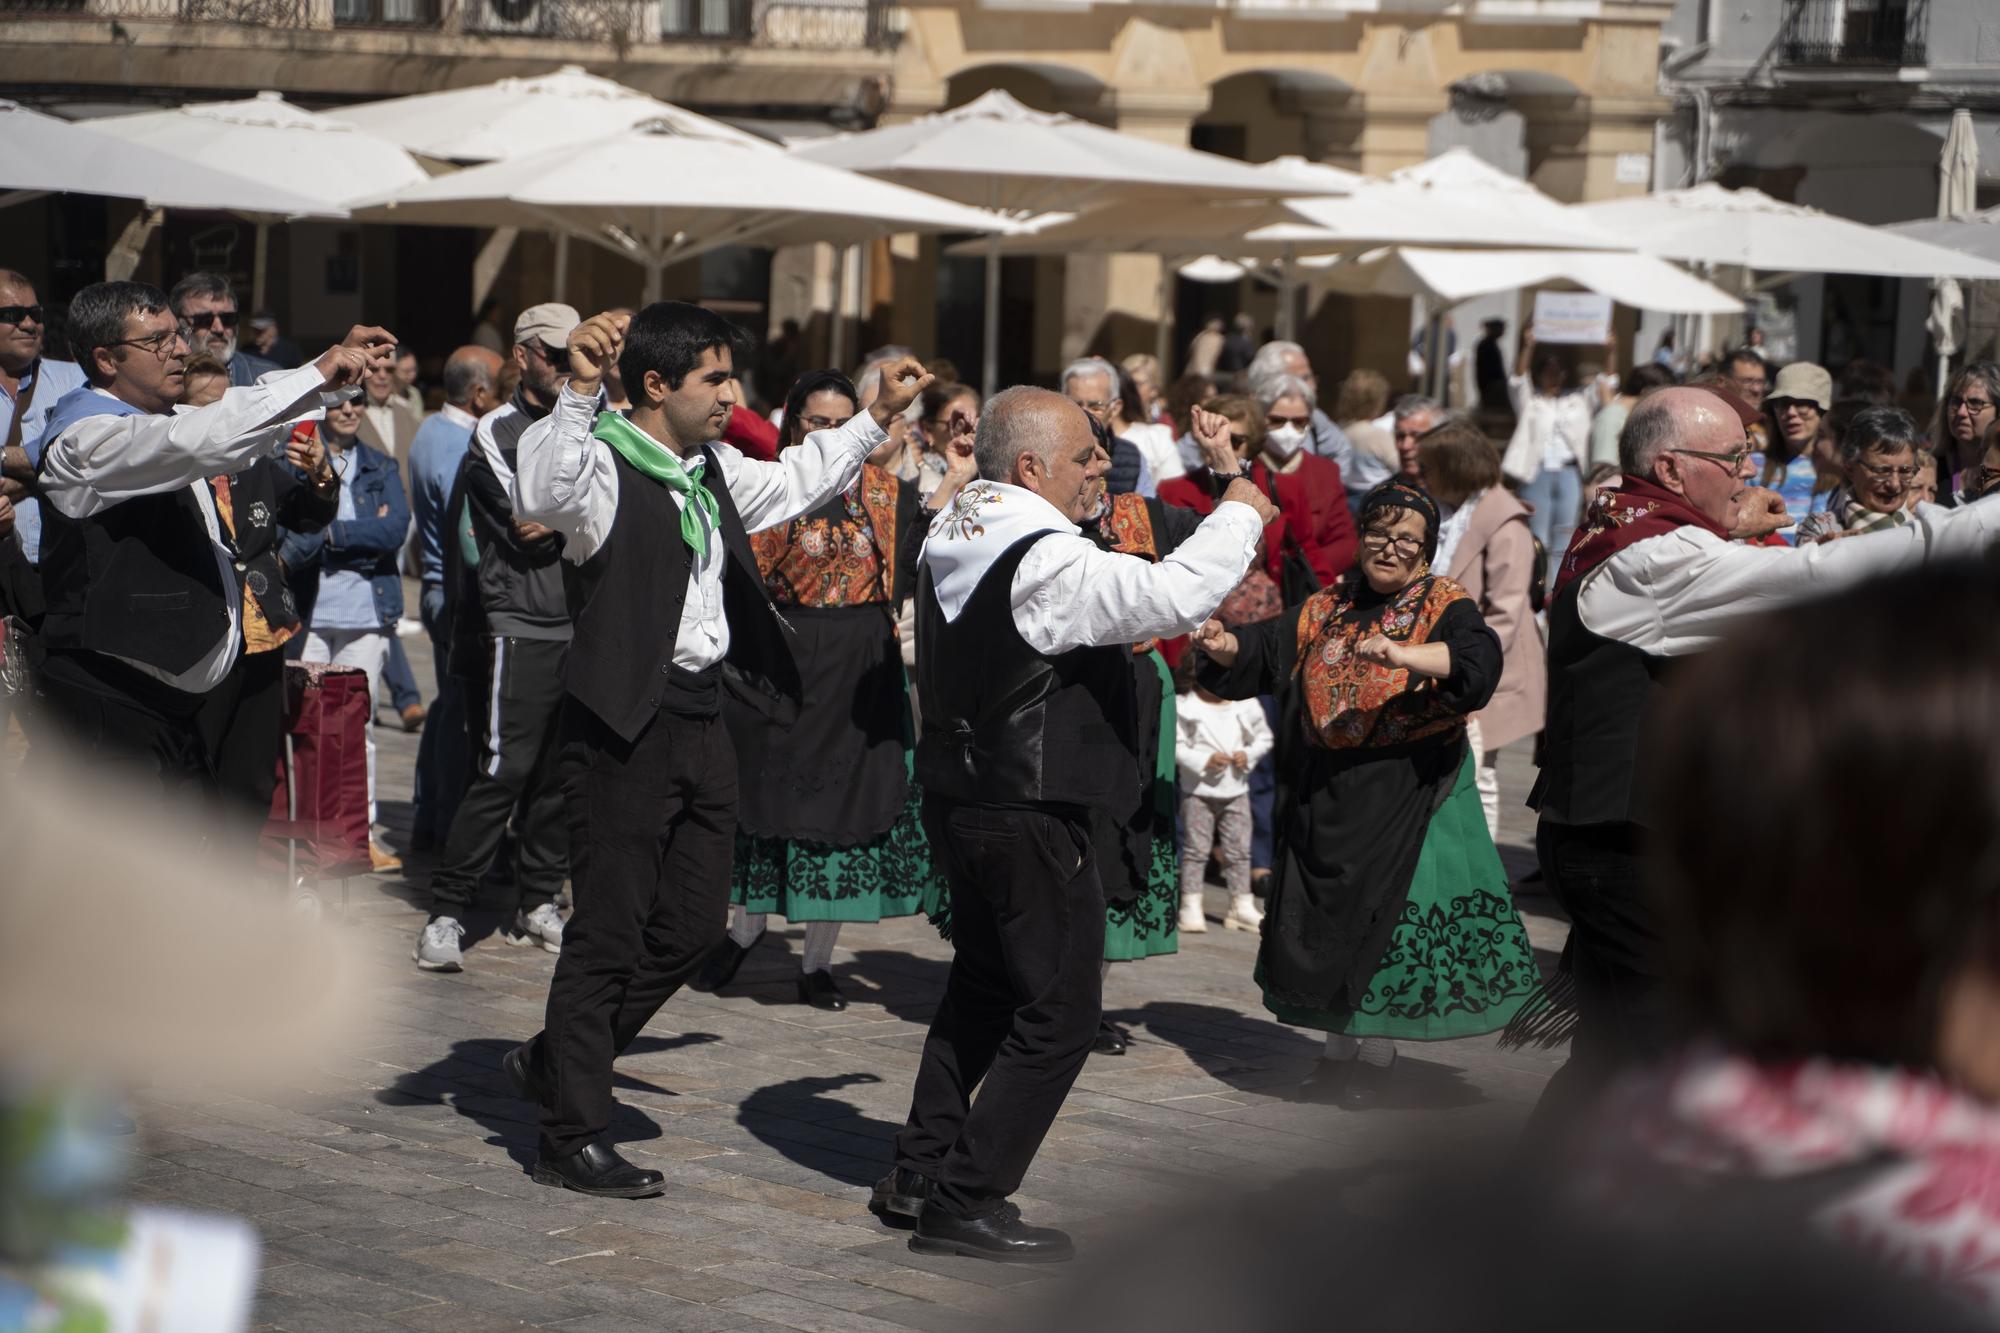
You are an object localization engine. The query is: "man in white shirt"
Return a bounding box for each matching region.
[32,279,392,789]
[1529,385,2000,1126]
[496,305,930,1201]
[875,388,1275,1263]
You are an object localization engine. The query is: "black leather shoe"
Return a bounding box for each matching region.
[797,970,847,1011]
[1296,1058,1352,1104]
[531,1142,665,1199]
[689,938,752,993]
[910,1201,1074,1264]
[869,1166,932,1219]
[503,1038,545,1104]
[1093,1020,1128,1055]
[1340,1058,1397,1111]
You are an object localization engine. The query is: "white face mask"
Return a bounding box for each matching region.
[1265,424,1307,460]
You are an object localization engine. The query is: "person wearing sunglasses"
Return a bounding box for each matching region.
[1519,386,2000,1139]
[1794,406,1925,543]
[31,278,392,798]
[1192,479,1534,1108]
[0,269,89,572]
[1929,361,2000,504]
[168,272,281,388]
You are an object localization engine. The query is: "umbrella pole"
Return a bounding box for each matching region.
[251,221,270,316]
[644,260,664,305]
[982,233,1000,397]
[829,244,852,373]
[554,232,570,304]
[1153,258,1173,377]
[1275,244,1297,344]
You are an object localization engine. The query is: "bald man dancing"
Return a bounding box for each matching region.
[872,392,1276,1262]
[1529,385,2000,1126]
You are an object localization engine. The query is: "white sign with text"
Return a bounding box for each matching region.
[1532,292,1613,345]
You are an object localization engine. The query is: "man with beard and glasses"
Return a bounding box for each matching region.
[168,273,282,389]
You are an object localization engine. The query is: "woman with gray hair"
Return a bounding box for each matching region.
[1795,406,1925,543]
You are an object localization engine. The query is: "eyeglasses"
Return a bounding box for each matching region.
[102,327,186,359]
[799,414,849,432]
[1670,446,1755,474]
[1857,460,1919,484]
[1069,397,1111,415]
[1947,395,1996,415]
[1772,400,1822,416]
[1266,413,1310,430]
[1728,375,1769,393]
[1359,529,1425,558]
[0,304,45,327]
[180,309,238,331]
[534,340,568,363]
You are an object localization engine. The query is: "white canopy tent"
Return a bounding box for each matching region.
[793,89,1337,391]
[88,92,429,309]
[0,100,332,283]
[353,120,1011,304]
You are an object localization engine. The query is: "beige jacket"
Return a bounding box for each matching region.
[1445,486,1546,752]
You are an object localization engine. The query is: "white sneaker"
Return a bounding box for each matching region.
[1224,892,1264,932]
[506,902,564,954]
[414,917,465,971]
[1178,895,1208,934]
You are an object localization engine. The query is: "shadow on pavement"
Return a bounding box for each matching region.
[736,1072,903,1199]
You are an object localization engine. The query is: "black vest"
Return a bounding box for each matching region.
[38,484,233,678]
[1529,577,1674,827]
[914,533,1140,818]
[561,445,800,743]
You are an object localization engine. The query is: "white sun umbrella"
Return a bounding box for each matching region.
[794,89,1333,391]
[1310,247,1743,315]
[0,100,329,214]
[1885,205,2000,265]
[1574,182,2000,281]
[327,64,769,162]
[352,120,1011,304]
[1281,149,1629,253]
[1922,110,1981,387]
[88,92,428,308]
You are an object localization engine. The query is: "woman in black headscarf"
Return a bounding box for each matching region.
[1193,481,1537,1106]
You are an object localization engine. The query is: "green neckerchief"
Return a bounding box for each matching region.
[592,410,721,556]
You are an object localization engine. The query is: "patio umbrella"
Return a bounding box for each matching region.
[88,92,429,308]
[793,89,1327,391]
[1924,109,1980,386]
[352,120,1010,304]
[327,64,770,161]
[1885,205,2000,265]
[1308,247,1743,315]
[1280,149,1628,253]
[1573,182,2000,280]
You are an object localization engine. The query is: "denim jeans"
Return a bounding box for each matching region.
[1518,461,1583,569]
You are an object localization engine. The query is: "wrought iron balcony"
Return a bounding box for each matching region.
[1779,0,1927,67]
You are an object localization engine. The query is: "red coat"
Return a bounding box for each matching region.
[1157,453,1356,588]
[724,404,779,461]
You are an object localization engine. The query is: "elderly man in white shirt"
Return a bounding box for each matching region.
[32,277,390,789]
[493,304,932,1203]
[871,390,1275,1264]
[1528,384,2000,1130]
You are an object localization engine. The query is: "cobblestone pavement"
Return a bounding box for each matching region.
[129,631,1568,1332]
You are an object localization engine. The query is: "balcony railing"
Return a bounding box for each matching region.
[1779,0,1927,66]
[0,0,898,46]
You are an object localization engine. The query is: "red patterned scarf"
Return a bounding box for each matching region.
[1553,474,1730,599]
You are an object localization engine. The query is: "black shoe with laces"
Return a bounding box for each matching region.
[689,937,752,993]
[797,969,847,1011]
[531,1141,665,1199]
[910,1201,1074,1264]
[870,1166,932,1219]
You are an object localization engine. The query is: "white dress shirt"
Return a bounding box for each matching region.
[922,480,1265,656]
[1576,495,2000,659]
[37,367,328,692]
[513,384,886,671]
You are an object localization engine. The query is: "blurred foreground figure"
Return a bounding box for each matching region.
[1570,562,2000,1321]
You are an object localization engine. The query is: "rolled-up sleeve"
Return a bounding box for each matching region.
[715,412,887,534]
[1013,500,1265,655]
[514,385,619,564]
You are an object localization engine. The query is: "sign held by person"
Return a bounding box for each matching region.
[1532,292,1613,346]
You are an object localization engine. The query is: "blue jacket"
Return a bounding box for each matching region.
[279,436,409,631]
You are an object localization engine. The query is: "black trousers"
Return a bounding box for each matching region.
[533,701,737,1158]
[1529,819,1671,1129]
[428,636,569,917]
[412,583,470,850]
[194,647,288,840]
[34,648,213,793]
[894,799,1104,1219]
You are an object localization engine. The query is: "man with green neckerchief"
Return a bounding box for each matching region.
[498,304,930,1201]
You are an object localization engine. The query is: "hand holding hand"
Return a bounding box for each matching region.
[868,357,934,426]
[1190,405,1238,474]
[1230,750,1249,773]
[1728,487,1792,539]
[568,312,630,395]
[1193,617,1239,666]
[1203,751,1229,777]
[1221,476,1280,527]
[1356,634,1404,669]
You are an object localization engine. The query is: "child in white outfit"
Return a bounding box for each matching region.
[1174,679,1274,933]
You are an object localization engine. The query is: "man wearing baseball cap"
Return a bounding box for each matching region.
[1758,361,1835,543]
[414,301,586,972]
